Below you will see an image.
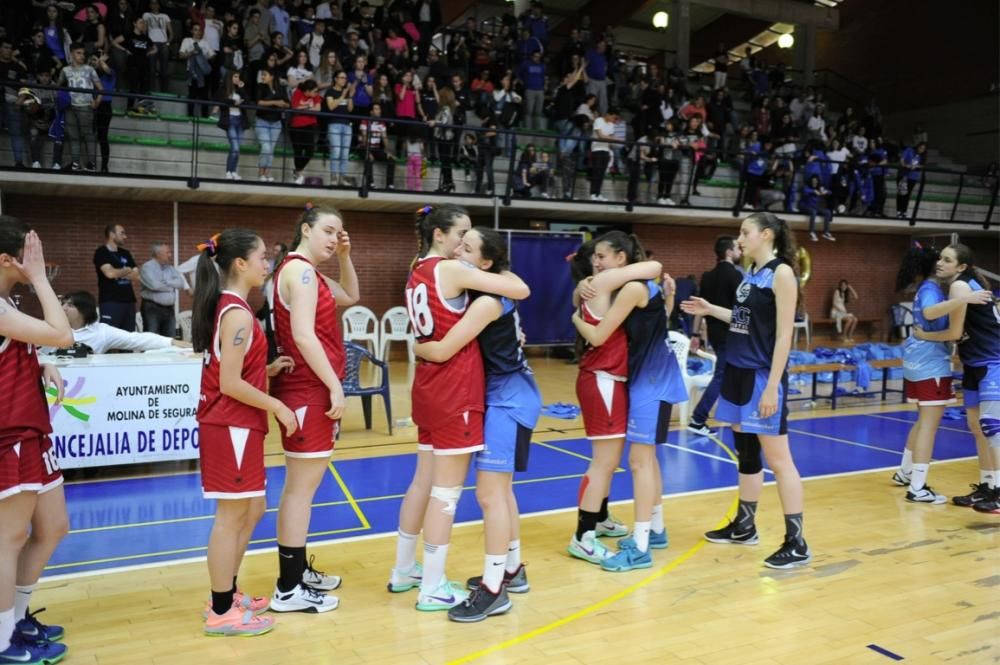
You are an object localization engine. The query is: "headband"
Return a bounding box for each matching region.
[417,205,433,217]
[196,233,221,257]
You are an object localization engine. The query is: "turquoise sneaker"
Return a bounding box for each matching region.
[648,529,669,549]
[600,541,653,572]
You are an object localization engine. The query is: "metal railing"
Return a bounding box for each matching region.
[1,85,995,229]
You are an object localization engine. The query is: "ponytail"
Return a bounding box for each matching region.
[472,226,509,273]
[290,203,343,255]
[948,242,993,290]
[413,203,468,265]
[568,239,596,283]
[593,230,646,265]
[190,229,263,353]
[895,244,940,292]
[746,212,798,273]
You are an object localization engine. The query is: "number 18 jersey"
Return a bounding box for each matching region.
[406,256,485,430]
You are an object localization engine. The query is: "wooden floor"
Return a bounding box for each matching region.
[42,358,1000,665]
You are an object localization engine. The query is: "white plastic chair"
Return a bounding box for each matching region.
[667,330,717,426]
[342,305,379,356]
[379,306,415,363]
[178,310,192,341]
[792,312,811,350]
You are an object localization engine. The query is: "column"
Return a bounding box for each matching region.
[668,0,691,72]
[793,23,816,87]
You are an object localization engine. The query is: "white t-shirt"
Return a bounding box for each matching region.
[203,19,223,52]
[58,64,100,107]
[827,147,850,174]
[592,117,614,152]
[299,32,325,69]
[179,38,216,59]
[143,12,171,44]
[72,322,174,354]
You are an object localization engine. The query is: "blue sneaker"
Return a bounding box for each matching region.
[0,633,66,665]
[600,541,653,572]
[649,529,669,549]
[16,609,64,643]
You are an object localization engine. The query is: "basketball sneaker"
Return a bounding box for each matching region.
[568,531,612,564]
[595,514,629,537]
[415,580,468,612]
[953,483,992,507]
[447,584,512,623]
[972,487,1000,514]
[0,633,66,665]
[648,529,669,549]
[891,470,911,486]
[202,589,270,619]
[905,485,947,504]
[387,562,423,593]
[302,555,342,591]
[467,564,529,593]
[687,422,715,437]
[15,608,64,642]
[600,540,653,572]
[704,520,760,545]
[203,607,275,637]
[270,583,339,613]
[763,537,812,569]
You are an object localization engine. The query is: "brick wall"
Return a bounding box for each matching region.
[5,193,994,338]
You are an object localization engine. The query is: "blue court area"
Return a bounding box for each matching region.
[49,410,975,577]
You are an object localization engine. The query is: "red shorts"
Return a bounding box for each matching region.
[576,371,628,440]
[199,424,267,499]
[905,377,956,406]
[0,436,63,501]
[282,404,339,458]
[417,410,484,456]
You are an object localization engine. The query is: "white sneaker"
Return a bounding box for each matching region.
[31,161,41,169]
[665,197,676,205]
[809,232,819,242]
[590,194,599,201]
[51,163,61,170]
[231,172,242,180]
[656,197,666,204]
[294,175,305,185]
[270,583,339,613]
[225,171,234,180]
[415,579,468,612]
[302,556,341,591]
[906,485,947,505]
[267,175,275,182]
[823,232,836,242]
[836,204,846,214]
[567,530,612,564]
[387,562,423,593]
[597,194,608,202]
[541,192,550,199]
[260,175,269,182]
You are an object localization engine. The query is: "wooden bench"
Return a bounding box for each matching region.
[812,318,882,341]
[788,358,905,409]
[868,358,905,402]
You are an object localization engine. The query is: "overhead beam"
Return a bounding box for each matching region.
[692,0,839,29]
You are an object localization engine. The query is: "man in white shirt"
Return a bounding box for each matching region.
[299,20,326,68]
[58,291,190,354]
[589,107,618,201]
[140,243,188,338]
[142,0,173,91]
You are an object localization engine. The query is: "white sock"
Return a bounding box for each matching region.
[910,463,929,493]
[393,530,419,572]
[632,521,651,553]
[419,542,449,595]
[482,554,506,593]
[0,607,14,653]
[900,448,913,475]
[987,470,999,490]
[651,505,664,534]
[505,539,521,574]
[981,470,996,488]
[13,585,34,622]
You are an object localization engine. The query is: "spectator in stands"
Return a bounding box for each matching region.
[106,0,132,77]
[706,88,733,159]
[359,102,394,189]
[588,106,616,201]
[911,122,927,146]
[686,114,716,198]
[771,111,797,156]
[802,174,834,242]
[830,280,858,342]
[19,70,56,168]
[405,126,424,191]
[679,95,707,123]
[221,20,245,78]
[394,69,419,130]
[372,71,394,112]
[742,135,772,209]
[863,97,882,137]
[179,23,215,117]
[270,0,291,44]
[553,64,585,136]
[585,39,609,115]
[521,1,549,48]
[348,53,373,115]
[139,242,187,337]
[57,43,102,171]
[92,51,115,173]
[339,29,366,68]
[289,78,320,185]
[751,95,771,139]
[0,38,28,168]
[849,125,868,154]
[94,223,138,331]
[656,119,682,205]
[626,126,658,205]
[315,49,341,95]
[492,73,522,157]
[325,70,355,186]
[254,67,287,182]
[125,16,155,112]
[835,105,856,137]
[513,144,538,197]
[896,141,926,218]
[57,291,190,353]
[474,115,497,195]
[218,70,249,180]
[269,31,294,69]
[143,0,172,92]
[826,137,850,211]
[81,4,108,56]
[286,48,313,89]
[739,46,754,79]
[244,9,269,63]
[431,86,458,192]
[42,4,69,64]
[806,104,827,143]
[298,14,325,67]
[518,50,546,130]
[867,136,888,217]
[712,43,727,90]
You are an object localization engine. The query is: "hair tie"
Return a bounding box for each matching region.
[913,240,923,249]
[304,202,314,211]
[564,252,577,262]
[196,233,221,257]
[417,205,433,217]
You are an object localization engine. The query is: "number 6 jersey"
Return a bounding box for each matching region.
[406,256,485,430]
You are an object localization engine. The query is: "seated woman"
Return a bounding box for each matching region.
[53,291,191,353]
[830,279,859,342]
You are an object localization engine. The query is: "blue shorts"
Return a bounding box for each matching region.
[626,400,673,445]
[963,362,1000,408]
[476,371,542,473]
[716,365,789,436]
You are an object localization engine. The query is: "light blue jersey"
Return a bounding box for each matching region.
[903,280,951,382]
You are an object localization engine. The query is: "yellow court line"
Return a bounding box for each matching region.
[328,461,372,530]
[447,434,741,665]
[866,412,972,435]
[788,427,901,455]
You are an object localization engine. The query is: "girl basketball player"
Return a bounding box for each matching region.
[410,227,541,623]
[681,212,812,569]
[889,245,954,504]
[390,205,529,612]
[913,245,999,512]
[192,229,297,636]
[572,231,688,572]
[270,205,357,613]
[0,217,72,665]
[567,240,664,565]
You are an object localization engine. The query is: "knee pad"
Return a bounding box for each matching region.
[734,431,763,474]
[980,400,1000,448]
[430,485,463,515]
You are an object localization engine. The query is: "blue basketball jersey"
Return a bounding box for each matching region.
[622,280,688,406]
[478,296,529,376]
[727,257,785,370]
[957,274,1000,367]
[903,279,951,381]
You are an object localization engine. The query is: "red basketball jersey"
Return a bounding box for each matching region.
[578,300,628,377]
[271,253,345,406]
[0,300,52,448]
[406,256,485,430]
[197,292,269,432]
